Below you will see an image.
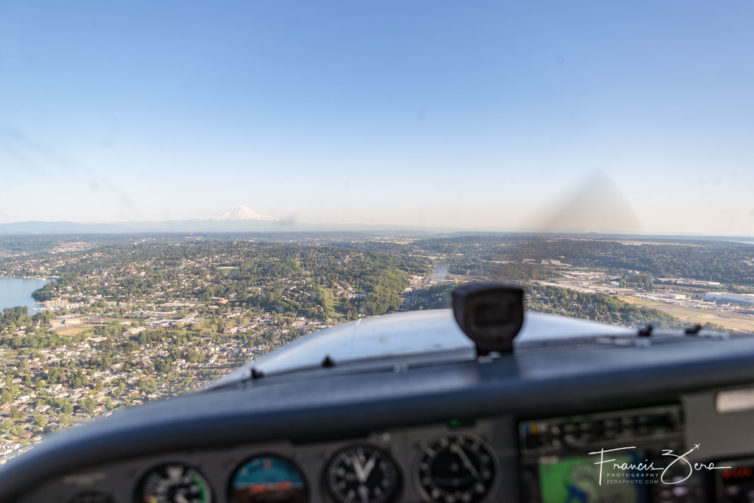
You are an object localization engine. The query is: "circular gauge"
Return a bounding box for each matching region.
[68,493,113,503]
[416,434,496,503]
[136,463,212,503]
[229,454,308,503]
[324,444,402,503]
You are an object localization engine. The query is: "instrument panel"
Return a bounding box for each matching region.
[20,393,754,502]
[27,418,518,503]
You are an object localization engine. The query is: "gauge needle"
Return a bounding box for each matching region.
[351,455,367,482]
[454,444,480,479]
[362,454,377,480]
[175,494,190,503]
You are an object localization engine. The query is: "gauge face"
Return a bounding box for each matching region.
[229,455,308,503]
[68,493,113,503]
[417,434,496,503]
[324,444,402,503]
[136,463,212,503]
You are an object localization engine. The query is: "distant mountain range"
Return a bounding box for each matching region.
[0,206,435,235]
[0,206,312,235]
[1,206,751,240]
[0,220,309,235]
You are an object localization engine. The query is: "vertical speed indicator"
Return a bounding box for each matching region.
[416,435,496,503]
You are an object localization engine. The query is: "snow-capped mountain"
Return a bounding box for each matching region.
[215,206,277,222]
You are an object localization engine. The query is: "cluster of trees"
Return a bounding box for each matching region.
[526,284,686,328]
[451,260,551,281]
[408,235,754,287]
[206,244,428,319]
[0,236,81,254]
[402,284,454,310]
[28,242,430,323]
[0,331,65,349]
[0,306,32,331]
[506,238,754,286]
[0,308,62,349]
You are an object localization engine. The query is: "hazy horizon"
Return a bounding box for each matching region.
[2,1,754,235]
[1,212,753,240]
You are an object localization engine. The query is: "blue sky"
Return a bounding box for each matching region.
[1,1,753,235]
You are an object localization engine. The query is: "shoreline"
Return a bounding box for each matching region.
[0,275,51,281]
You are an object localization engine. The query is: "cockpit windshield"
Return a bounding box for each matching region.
[1,0,753,464]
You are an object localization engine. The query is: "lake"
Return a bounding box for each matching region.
[0,277,49,313]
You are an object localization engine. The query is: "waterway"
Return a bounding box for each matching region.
[0,277,49,313]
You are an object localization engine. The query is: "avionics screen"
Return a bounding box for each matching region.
[538,452,648,503]
[716,461,754,502]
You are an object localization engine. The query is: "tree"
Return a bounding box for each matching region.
[33,414,49,429]
[34,310,54,328]
[81,397,96,415]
